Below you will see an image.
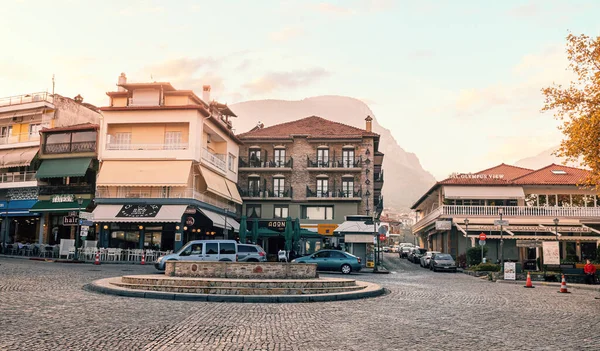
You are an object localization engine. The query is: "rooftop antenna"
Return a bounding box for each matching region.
[52,74,55,96]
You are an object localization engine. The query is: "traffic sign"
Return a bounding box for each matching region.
[378,225,388,235]
[80,225,89,237]
[479,240,486,246]
[479,232,487,241]
[494,220,509,226]
[378,234,386,241]
[79,219,94,226]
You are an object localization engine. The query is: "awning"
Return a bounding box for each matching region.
[35,157,92,179]
[467,234,600,241]
[198,208,240,232]
[97,160,191,186]
[334,220,375,234]
[0,147,39,168]
[225,179,243,204]
[199,165,232,201]
[30,199,91,212]
[443,186,524,199]
[344,234,374,243]
[91,204,187,223]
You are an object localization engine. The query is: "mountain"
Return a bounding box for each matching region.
[515,146,583,170]
[230,96,437,211]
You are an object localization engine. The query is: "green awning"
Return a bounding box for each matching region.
[35,158,92,179]
[30,199,91,212]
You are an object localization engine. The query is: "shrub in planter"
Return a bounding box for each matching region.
[467,246,488,266]
[472,263,500,272]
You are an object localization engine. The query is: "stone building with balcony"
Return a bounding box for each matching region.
[236,115,384,255]
[92,74,242,251]
[411,163,600,265]
[0,92,99,247]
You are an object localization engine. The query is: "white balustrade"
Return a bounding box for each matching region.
[201,148,227,172]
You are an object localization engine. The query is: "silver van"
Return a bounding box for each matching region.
[237,244,267,262]
[155,240,237,270]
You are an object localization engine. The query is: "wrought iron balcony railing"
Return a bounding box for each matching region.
[44,141,97,154]
[306,186,362,198]
[307,156,362,168]
[238,156,293,169]
[38,184,94,195]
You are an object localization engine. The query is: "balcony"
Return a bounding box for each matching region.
[240,187,294,199]
[0,172,37,189]
[306,186,362,200]
[238,156,293,170]
[44,141,97,154]
[0,132,40,146]
[38,184,94,195]
[0,92,54,108]
[106,141,189,151]
[374,170,384,182]
[201,148,227,173]
[306,157,362,171]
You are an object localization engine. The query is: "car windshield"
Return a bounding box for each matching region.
[435,254,453,260]
[418,249,428,254]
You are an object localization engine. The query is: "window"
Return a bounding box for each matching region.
[29,123,44,136]
[342,149,355,168]
[538,195,548,206]
[548,194,557,206]
[228,154,235,172]
[220,243,236,254]
[191,244,203,255]
[302,206,334,220]
[246,204,261,218]
[164,131,182,150]
[330,251,346,258]
[342,178,354,197]
[572,195,585,207]
[114,132,131,149]
[249,149,261,167]
[238,245,257,253]
[274,205,289,218]
[525,194,538,207]
[314,251,330,258]
[0,126,12,139]
[558,194,571,207]
[317,178,328,197]
[248,177,260,197]
[273,177,285,197]
[317,148,329,167]
[274,149,286,167]
[206,243,218,255]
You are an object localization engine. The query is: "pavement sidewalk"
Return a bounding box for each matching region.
[497,279,600,292]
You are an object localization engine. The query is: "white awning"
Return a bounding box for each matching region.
[344,234,374,243]
[334,221,376,234]
[198,209,240,232]
[443,186,524,199]
[91,204,187,223]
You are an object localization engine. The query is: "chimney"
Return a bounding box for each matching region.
[202,85,211,103]
[365,115,373,132]
[117,73,127,92]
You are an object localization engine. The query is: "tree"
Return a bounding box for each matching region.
[542,34,600,187]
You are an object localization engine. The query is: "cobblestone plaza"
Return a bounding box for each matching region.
[1,255,598,350]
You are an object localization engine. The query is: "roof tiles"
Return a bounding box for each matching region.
[236,116,379,139]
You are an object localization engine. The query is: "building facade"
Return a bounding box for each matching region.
[92,75,242,251]
[236,116,384,255]
[0,92,99,247]
[412,163,600,265]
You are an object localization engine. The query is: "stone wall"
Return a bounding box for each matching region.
[165,261,318,279]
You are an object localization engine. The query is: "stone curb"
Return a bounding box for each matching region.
[85,277,386,303]
[496,279,600,292]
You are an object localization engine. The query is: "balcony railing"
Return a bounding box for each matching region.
[44,141,97,154]
[238,156,293,169]
[38,184,94,195]
[306,186,362,198]
[374,170,384,182]
[0,92,53,107]
[307,157,362,168]
[201,148,227,172]
[0,172,36,183]
[239,187,294,198]
[0,132,40,145]
[106,141,189,151]
[240,188,263,198]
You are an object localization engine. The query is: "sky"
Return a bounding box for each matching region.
[0,0,599,180]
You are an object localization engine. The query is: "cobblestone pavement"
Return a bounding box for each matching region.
[1,255,599,351]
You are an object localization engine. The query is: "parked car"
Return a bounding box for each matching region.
[390,246,399,253]
[291,250,361,274]
[429,253,457,272]
[155,240,238,270]
[409,248,428,263]
[383,246,390,253]
[399,246,412,258]
[420,251,440,268]
[237,244,267,262]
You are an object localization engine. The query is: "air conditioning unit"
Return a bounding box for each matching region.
[12,117,22,123]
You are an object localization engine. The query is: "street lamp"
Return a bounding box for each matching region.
[464,218,469,268]
[1,195,10,254]
[553,218,560,258]
[74,196,83,260]
[498,208,504,271]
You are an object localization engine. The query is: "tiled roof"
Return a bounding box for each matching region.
[236,116,379,139]
[41,123,99,133]
[476,163,533,180]
[512,163,590,185]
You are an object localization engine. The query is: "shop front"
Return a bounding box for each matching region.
[30,196,93,245]
[0,199,41,244]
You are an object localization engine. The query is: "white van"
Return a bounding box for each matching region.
[155,240,237,270]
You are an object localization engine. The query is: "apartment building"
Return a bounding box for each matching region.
[236,116,384,254]
[412,163,600,264]
[92,74,242,251]
[0,92,99,247]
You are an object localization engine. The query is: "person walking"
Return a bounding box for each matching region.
[583,259,596,285]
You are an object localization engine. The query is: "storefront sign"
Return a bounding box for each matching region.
[52,194,75,203]
[185,216,195,226]
[116,204,162,218]
[318,224,338,235]
[504,262,516,280]
[542,241,560,265]
[450,173,505,179]
[266,220,286,232]
[184,206,197,214]
[467,225,591,233]
[435,220,452,230]
[63,216,78,226]
[516,240,543,248]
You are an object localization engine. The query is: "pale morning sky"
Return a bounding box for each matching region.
[1,0,598,180]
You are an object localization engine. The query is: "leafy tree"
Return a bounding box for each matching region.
[542,34,600,186]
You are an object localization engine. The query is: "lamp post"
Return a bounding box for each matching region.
[553,218,560,259]
[74,196,83,260]
[2,196,10,254]
[464,218,469,268]
[498,208,504,272]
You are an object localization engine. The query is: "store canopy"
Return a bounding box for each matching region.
[198,208,240,232]
[225,179,243,204]
[442,186,524,199]
[199,165,232,201]
[30,199,91,212]
[91,204,187,223]
[334,220,375,234]
[35,157,92,179]
[0,147,39,168]
[97,160,191,187]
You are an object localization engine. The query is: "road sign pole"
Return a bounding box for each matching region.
[481,243,484,263]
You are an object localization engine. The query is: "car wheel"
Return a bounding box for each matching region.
[341,264,352,275]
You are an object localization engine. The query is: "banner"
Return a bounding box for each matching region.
[504,262,516,280]
[542,241,560,265]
